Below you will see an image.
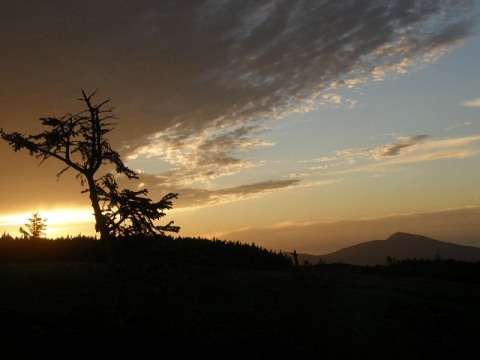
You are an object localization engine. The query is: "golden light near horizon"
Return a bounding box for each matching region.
[0,208,94,238]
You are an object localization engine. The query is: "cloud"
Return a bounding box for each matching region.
[461,97,480,107]
[0,0,478,216]
[302,134,430,165]
[379,135,430,157]
[114,175,302,209]
[1,1,476,163]
[126,124,275,188]
[445,122,472,131]
[128,124,274,178]
[296,134,480,178]
[172,179,303,209]
[380,135,480,165]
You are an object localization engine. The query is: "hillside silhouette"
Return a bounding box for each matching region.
[1,232,480,358]
[293,232,480,266]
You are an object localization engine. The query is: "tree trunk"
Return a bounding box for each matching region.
[87,175,109,241]
[86,175,115,269]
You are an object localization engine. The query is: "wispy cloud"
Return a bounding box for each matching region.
[302,135,430,165]
[297,134,480,178]
[461,97,480,107]
[115,176,340,210]
[380,135,480,165]
[379,135,430,157]
[445,122,472,131]
[127,124,274,186]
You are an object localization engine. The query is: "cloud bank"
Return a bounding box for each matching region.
[2,1,478,159]
[118,0,478,183]
[0,0,478,213]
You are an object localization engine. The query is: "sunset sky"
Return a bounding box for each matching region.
[1,1,479,254]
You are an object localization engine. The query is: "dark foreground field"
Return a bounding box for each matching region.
[1,238,479,359]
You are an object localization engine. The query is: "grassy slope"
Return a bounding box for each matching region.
[1,259,479,359]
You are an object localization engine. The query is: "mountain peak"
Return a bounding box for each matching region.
[387,232,426,241]
[296,232,480,266]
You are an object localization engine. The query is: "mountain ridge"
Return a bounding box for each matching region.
[289,232,480,266]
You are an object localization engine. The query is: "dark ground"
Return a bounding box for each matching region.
[0,238,479,359]
[1,262,479,359]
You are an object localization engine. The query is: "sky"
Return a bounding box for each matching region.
[1,0,480,254]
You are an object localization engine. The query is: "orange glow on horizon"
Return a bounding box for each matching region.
[0,208,95,238]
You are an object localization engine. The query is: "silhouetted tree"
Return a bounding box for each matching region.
[97,173,179,238]
[19,212,47,239]
[1,231,14,241]
[1,91,179,240]
[292,249,299,267]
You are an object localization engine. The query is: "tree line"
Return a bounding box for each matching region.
[0,232,292,269]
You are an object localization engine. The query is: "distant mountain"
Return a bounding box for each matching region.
[291,232,480,266]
